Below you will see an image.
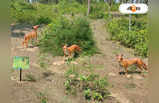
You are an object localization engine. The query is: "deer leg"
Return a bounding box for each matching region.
[63,54,66,62]
[63,52,67,61]
[124,67,128,76]
[23,40,27,48]
[69,52,72,59]
[137,64,146,77]
[137,64,144,73]
[143,63,148,71]
[35,35,37,42]
[22,41,24,48]
[26,40,28,48]
[119,64,123,75]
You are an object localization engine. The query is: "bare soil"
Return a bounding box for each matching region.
[11,20,149,103]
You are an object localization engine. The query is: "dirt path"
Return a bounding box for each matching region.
[11,20,149,103]
[11,24,85,103]
[90,19,149,103]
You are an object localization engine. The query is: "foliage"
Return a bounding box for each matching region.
[10,1,55,25]
[56,0,87,16]
[38,16,97,56]
[64,66,110,102]
[107,16,148,57]
[10,0,121,24]
[110,3,120,11]
[37,92,48,103]
[89,2,109,19]
[10,0,87,25]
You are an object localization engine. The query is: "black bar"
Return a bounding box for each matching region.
[20,68,22,81]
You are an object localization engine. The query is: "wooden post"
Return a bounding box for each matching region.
[20,68,22,81]
[129,14,132,31]
[129,0,132,31]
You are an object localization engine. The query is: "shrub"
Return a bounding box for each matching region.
[89,3,109,19]
[107,17,148,57]
[38,16,97,56]
[110,3,120,11]
[10,0,87,25]
[10,1,55,25]
[135,42,148,57]
[57,0,87,16]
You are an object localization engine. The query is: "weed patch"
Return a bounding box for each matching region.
[64,66,110,102]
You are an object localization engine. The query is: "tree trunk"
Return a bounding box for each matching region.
[55,0,58,4]
[87,0,91,16]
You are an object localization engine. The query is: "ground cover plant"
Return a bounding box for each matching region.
[64,64,110,102]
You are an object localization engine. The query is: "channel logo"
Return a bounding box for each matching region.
[119,4,148,14]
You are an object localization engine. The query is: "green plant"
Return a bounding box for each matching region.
[110,3,120,11]
[89,3,109,19]
[64,67,110,102]
[107,17,148,57]
[92,91,103,101]
[38,16,97,56]
[10,1,55,25]
[65,64,79,76]
[57,0,87,15]
[84,89,91,100]
[37,92,48,103]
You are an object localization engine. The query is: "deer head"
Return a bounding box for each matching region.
[116,54,123,62]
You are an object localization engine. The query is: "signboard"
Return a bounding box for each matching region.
[119,3,148,14]
[13,56,29,70]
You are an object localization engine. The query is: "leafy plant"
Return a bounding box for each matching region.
[64,67,110,102]
[10,1,56,25]
[92,91,103,101]
[84,89,91,100]
[38,16,97,56]
[107,17,148,57]
[89,2,109,19]
[37,92,48,103]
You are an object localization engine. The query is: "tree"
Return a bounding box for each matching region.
[87,0,91,16]
[55,0,58,4]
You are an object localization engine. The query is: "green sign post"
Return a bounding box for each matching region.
[13,56,29,81]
